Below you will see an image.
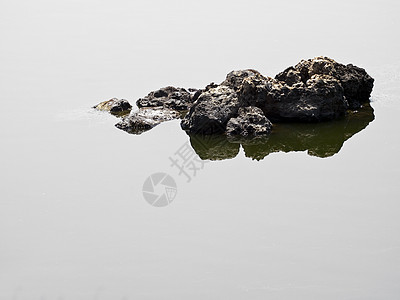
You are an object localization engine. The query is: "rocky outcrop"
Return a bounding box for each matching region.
[221,69,262,91]
[94,57,374,144]
[115,108,180,135]
[93,98,132,115]
[181,57,373,134]
[275,56,374,109]
[181,85,240,134]
[238,73,348,122]
[180,70,269,134]
[226,106,272,136]
[136,86,196,111]
[94,88,195,135]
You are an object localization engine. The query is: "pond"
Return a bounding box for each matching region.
[1,0,400,299]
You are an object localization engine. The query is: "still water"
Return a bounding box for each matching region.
[1,0,400,299]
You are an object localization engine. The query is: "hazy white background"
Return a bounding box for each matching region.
[1,0,400,299]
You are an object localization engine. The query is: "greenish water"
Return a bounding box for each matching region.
[188,104,375,160]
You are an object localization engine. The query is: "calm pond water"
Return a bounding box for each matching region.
[1,0,400,299]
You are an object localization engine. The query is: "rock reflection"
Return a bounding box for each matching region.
[188,104,375,160]
[189,134,240,161]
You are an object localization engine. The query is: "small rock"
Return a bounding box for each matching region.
[115,107,180,134]
[136,86,195,111]
[93,98,132,115]
[226,107,272,136]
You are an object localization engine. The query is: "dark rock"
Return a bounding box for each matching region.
[115,107,179,135]
[93,98,132,116]
[181,85,240,134]
[180,71,266,135]
[275,56,374,109]
[226,106,272,136]
[239,73,348,122]
[95,56,374,140]
[190,82,221,103]
[221,69,263,91]
[136,86,195,111]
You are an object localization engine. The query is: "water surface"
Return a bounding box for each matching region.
[1,0,400,299]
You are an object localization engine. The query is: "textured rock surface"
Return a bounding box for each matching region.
[93,98,132,115]
[181,70,266,134]
[239,73,348,122]
[221,69,262,91]
[226,106,272,136]
[94,57,374,139]
[181,85,239,134]
[275,56,374,109]
[136,86,195,111]
[115,108,179,134]
[181,57,373,134]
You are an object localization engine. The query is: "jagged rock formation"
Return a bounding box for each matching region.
[275,57,374,109]
[136,86,197,111]
[183,57,373,133]
[93,57,374,142]
[238,73,348,122]
[226,106,272,136]
[180,85,239,134]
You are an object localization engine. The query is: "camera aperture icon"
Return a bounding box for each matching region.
[142,173,177,207]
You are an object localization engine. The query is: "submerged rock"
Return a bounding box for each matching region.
[226,106,272,136]
[115,107,180,135]
[136,86,195,111]
[93,98,132,116]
